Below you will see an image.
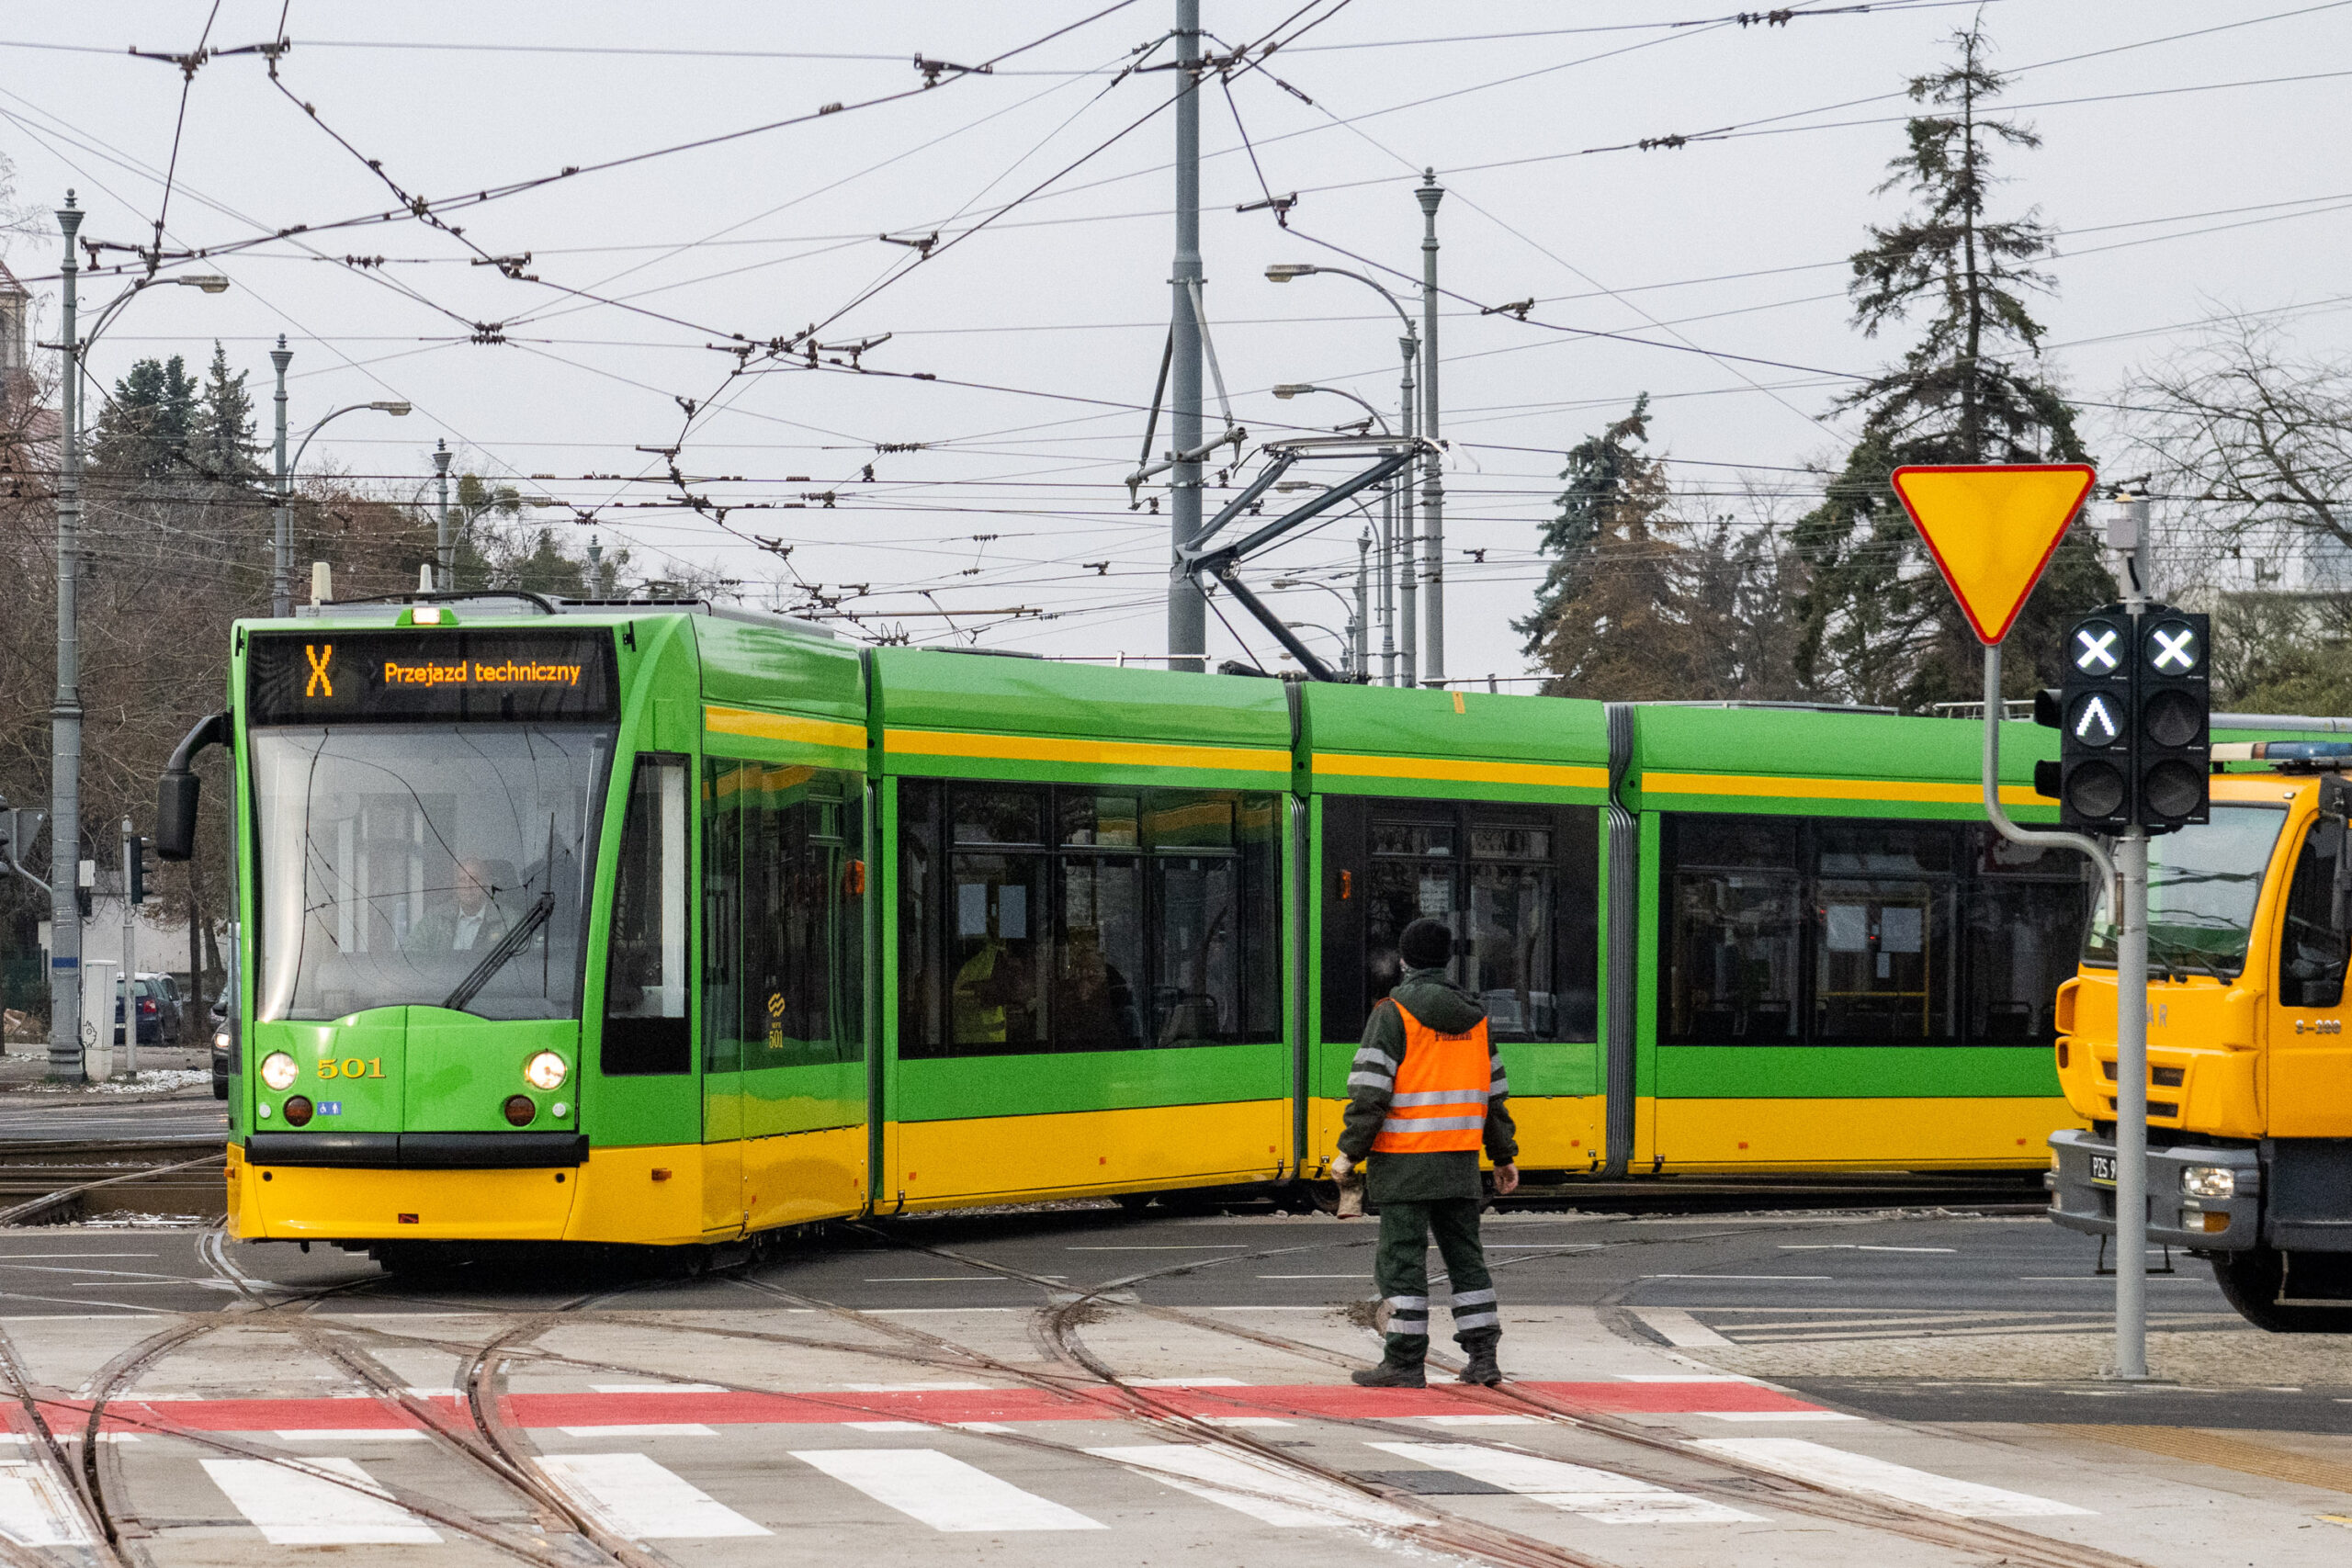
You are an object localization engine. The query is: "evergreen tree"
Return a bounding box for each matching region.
[1793,23,2111,710]
[190,343,261,481]
[88,355,197,479]
[1515,396,1711,699]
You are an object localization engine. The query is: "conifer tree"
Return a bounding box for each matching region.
[88,355,197,479]
[1516,396,1710,699]
[191,343,261,481]
[1794,22,2110,709]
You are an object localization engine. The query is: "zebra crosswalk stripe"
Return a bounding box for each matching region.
[1367,1441,1760,1525]
[200,1458,440,1545]
[533,1452,770,1539]
[1090,1445,1421,1529]
[1691,1438,2093,1517]
[792,1448,1106,1532]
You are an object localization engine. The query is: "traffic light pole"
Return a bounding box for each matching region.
[1979,643,2138,1375]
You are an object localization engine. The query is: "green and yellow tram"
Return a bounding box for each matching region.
[165,597,2090,1252]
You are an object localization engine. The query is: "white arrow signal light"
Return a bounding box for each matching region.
[2073,694,2120,746]
[2150,625,2198,673]
[2073,625,2120,673]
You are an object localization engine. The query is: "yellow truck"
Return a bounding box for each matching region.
[2049,749,2352,1332]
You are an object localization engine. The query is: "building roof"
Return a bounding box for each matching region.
[0,259,27,300]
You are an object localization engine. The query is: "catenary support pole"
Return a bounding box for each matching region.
[120,817,135,1079]
[1417,171,1445,686]
[269,335,292,617]
[1166,0,1206,672]
[49,194,85,1083]
[433,438,453,590]
[1354,530,1370,677]
[1397,333,1419,688]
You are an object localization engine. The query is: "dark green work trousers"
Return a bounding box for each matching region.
[1374,1197,1499,1366]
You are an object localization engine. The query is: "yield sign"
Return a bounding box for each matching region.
[1890,464,2098,644]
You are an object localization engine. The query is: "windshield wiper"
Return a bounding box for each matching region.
[442,889,555,1013]
[2147,932,2223,981]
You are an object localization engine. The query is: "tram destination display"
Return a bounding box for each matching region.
[246,629,618,725]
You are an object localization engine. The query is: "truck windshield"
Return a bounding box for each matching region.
[2083,804,2285,977]
[252,725,614,1021]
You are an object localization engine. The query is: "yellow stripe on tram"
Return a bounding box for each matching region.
[1312,752,1608,790]
[704,705,867,753]
[884,728,1290,773]
[1643,771,2045,807]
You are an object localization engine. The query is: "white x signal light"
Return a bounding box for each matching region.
[2074,625,2120,672]
[2151,626,2198,672]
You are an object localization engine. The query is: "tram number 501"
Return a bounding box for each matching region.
[318,1058,389,1079]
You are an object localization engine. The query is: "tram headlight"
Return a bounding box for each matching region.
[2181,1166,2235,1200]
[524,1051,568,1091]
[260,1052,300,1091]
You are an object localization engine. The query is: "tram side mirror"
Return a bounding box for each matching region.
[155,712,232,863]
[155,773,200,863]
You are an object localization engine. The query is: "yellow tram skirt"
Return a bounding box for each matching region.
[228,1125,871,1247]
[1649,1095,2081,1172]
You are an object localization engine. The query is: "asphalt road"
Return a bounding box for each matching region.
[0,1093,227,1142]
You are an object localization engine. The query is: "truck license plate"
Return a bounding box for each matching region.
[2088,1154,2117,1187]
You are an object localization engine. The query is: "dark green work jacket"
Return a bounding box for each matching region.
[1337,968,1518,1202]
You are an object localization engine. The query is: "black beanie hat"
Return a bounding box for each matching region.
[1399,918,1453,970]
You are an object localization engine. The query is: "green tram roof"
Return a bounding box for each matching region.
[1623,703,2059,819]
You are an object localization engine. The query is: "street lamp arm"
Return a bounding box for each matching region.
[1298,265,1414,333]
[291,403,385,476]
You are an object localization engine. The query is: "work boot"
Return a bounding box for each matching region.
[1456,1344,1502,1386]
[1351,1359,1426,1389]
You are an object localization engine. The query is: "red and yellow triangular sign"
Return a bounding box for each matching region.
[1890,464,2098,645]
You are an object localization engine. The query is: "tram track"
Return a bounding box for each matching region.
[0,1207,2171,1568]
[848,1215,2159,1568]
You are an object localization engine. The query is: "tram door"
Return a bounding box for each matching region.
[702,763,746,1233]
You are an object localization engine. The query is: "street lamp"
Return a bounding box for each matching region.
[1270,574,1362,676]
[1266,261,1419,685]
[1271,383,1389,434]
[46,193,232,1083]
[272,399,411,615]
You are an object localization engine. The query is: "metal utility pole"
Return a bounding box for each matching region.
[1355,531,1371,677]
[269,335,292,617]
[1397,329,1418,689]
[48,194,84,1083]
[2109,488,2155,1381]
[119,817,136,1078]
[1417,171,1445,687]
[434,438,454,590]
[1166,0,1206,672]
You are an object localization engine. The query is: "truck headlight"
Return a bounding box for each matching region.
[260,1052,300,1091]
[525,1051,569,1091]
[2180,1165,2235,1200]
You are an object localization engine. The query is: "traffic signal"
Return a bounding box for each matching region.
[2134,606,2211,831]
[127,835,153,906]
[2052,609,2133,832]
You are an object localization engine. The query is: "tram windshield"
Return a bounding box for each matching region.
[2082,803,2285,979]
[251,725,615,1022]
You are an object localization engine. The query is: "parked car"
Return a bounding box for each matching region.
[113,974,184,1047]
[209,998,232,1100]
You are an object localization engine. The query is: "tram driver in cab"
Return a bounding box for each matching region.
[404,858,514,954]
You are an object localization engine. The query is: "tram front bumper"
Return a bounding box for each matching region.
[2047,1129,2259,1251]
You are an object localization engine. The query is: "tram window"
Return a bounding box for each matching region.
[2279,821,2350,1009]
[1665,868,1804,1044]
[1962,828,2086,1043]
[899,780,944,1054]
[603,755,691,1076]
[1662,814,2090,1047]
[898,782,1280,1058]
[706,761,864,1072]
[1323,799,1597,1043]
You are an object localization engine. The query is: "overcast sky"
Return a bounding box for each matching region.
[5,1,2347,682]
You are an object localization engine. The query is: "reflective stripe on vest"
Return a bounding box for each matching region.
[1371,1000,1491,1154]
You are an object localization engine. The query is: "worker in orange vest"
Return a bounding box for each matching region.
[1333,917,1519,1388]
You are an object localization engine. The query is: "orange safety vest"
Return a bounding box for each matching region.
[1371,1000,1493,1155]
